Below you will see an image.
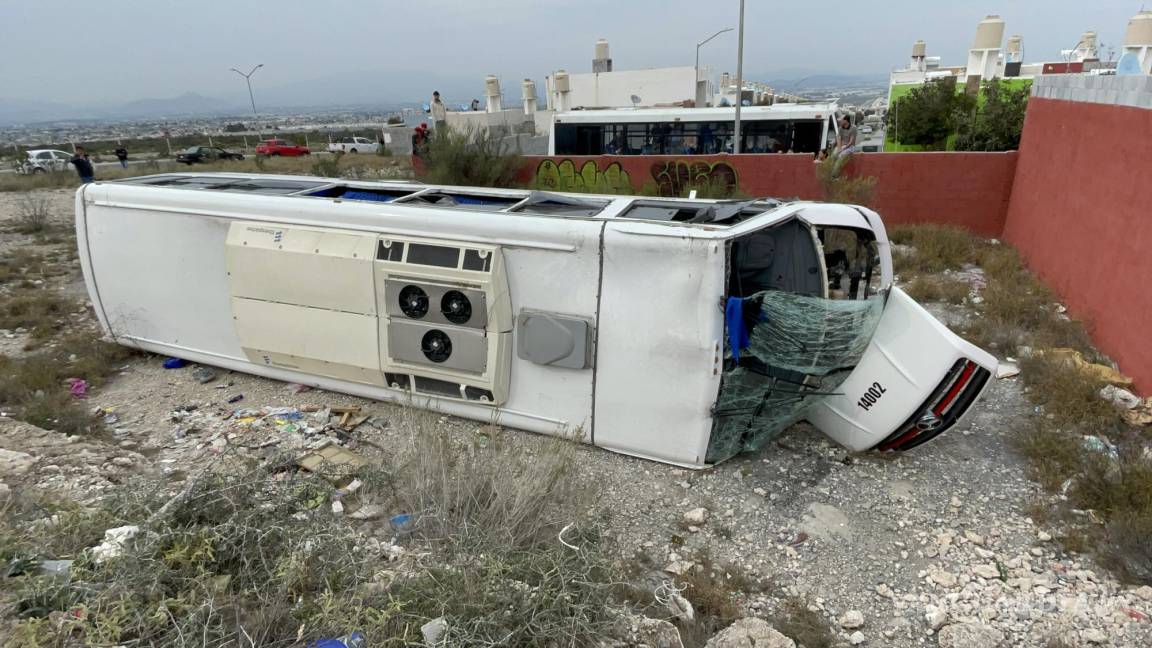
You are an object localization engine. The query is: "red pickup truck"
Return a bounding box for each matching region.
[255,139,311,157]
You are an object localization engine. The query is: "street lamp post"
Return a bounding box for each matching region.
[696,27,733,106]
[733,0,746,154]
[230,64,264,138]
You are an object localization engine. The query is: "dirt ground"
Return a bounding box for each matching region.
[2,187,1151,647]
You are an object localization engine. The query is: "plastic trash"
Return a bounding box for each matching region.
[309,631,366,648]
[1082,435,1119,461]
[191,367,217,384]
[289,383,313,394]
[390,513,413,530]
[163,358,188,369]
[227,394,244,404]
[66,378,88,399]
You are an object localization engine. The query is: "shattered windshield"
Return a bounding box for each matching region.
[708,290,887,464]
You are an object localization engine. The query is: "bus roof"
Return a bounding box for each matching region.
[554,103,840,125]
[105,172,813,233]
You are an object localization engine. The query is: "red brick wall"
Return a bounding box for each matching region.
[520,152,1016,236]
[1003,97,1152,393]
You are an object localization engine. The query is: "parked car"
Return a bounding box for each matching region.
[327,137,380,155]
[175,146,245,164]
[15,149,74,174]
[255,139,311,157]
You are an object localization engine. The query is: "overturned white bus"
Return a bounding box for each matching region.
[75,173,996,467]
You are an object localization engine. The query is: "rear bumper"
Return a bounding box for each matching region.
[806,287,997,452]
[874,358,992,451]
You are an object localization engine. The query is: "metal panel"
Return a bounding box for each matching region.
[516,310,593,369]
[383,279,489,329]
[593,223,725,466]
[226,223,377,314]
[387,320,488,374]
[231,297,384,386]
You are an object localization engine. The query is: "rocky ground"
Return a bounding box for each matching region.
[2,188,1151,647]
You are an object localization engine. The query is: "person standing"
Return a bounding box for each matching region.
[114,146,128,168]
[70,146,94,184]
[430,91,447,130]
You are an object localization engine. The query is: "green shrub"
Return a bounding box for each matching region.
[421,126,523,187]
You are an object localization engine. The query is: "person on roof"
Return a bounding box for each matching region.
[836,115,858,155]
[430,91,447,130]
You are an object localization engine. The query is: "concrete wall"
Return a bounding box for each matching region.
[1003,78,1152,392]
[521,152,1015,236]
[560,67,698,109]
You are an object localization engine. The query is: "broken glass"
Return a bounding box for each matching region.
[707,290,886,464]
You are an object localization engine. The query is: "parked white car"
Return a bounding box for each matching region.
[15,149,74,174]
[327,137,379,155]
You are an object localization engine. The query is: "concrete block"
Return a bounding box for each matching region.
[1118,91,1141,108]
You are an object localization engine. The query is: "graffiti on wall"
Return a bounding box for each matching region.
[534,159,633,194]
[533,158,741,197]
[651,160,739,197]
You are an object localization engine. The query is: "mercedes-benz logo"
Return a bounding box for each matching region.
[916,412,944,432]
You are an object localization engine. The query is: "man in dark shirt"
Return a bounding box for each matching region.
[114,146,128,168]
[70,146,94,183]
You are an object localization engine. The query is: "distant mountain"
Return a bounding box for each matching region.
[0,92,246,125]
[115,92,243,118]
[757,70,889,91]
[0,68,483,125]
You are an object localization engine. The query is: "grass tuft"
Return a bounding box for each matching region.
[0,424,619,647]
[769,596,836,648]
[902,275,970,304]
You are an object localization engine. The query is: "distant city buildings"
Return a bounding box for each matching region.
[890,10,1152,102]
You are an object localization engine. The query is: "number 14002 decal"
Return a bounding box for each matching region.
[857,382,887,411]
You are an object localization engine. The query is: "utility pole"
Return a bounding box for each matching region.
[230,64,264,136]
[733,0,746,154]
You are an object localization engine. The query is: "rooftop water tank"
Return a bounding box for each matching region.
[484,75,501,98]
[1124,11,1152,47]
[912,40,927,58]
[521,78,536,100]
[972,15,1005,50]
[554,70,570,93]
[1081,31,1098,50]
[1006,35,1022,55]
[595,38,610,61]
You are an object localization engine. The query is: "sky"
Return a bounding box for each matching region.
[0,0,1144,106]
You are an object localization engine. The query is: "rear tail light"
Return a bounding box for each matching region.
[876,358,990,452]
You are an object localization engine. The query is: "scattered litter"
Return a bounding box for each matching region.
[390,513,413,530]
[654,580,695,622]
[227,394,244,404]
[288,383,313,394]
[309,631,367,648]
[1123,400,1152,427]
[191,366,217,384]
[1081,435,1119,461]
[102,411,120,425]
[347,504,384,521]
[421,617,447,647]
[1037,349,1132,387]
[1100,385,1142,410]
[296,442,367,472]
[91,525,142,562]
[66,378,88,399]
[38,560,73,579]
[995,362,1020,379]
[162,357,188,369]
